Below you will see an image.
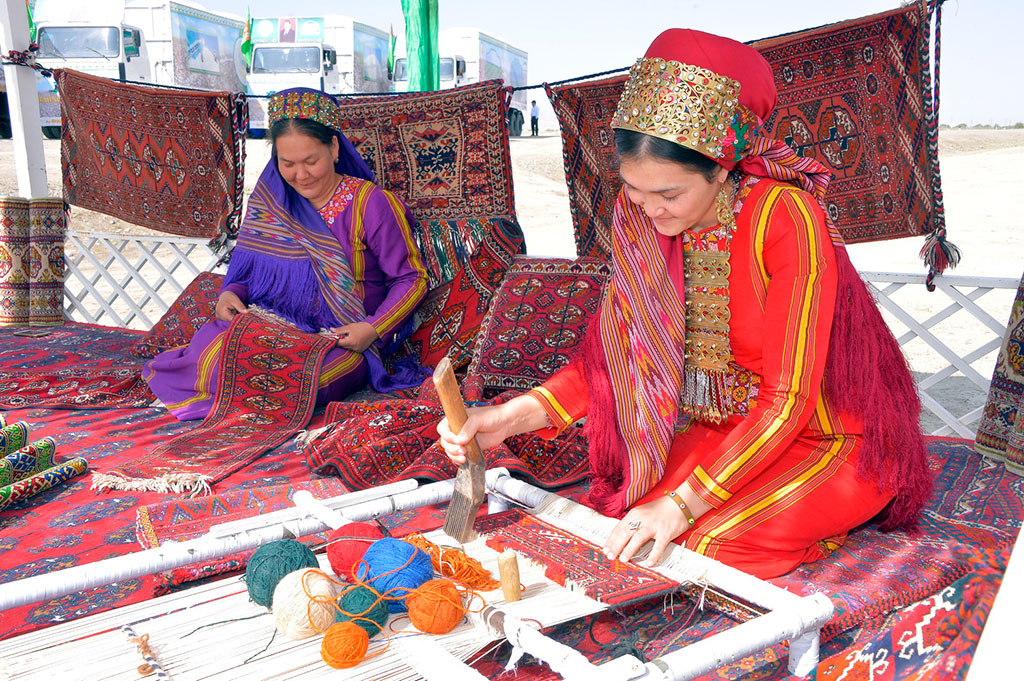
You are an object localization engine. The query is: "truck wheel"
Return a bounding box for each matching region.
[42,126,62,140]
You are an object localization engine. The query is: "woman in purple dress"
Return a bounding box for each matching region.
[144,88,429,420]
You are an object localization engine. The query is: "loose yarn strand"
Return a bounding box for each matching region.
[404,532,501,591]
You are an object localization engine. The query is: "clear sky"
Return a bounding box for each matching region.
[205,0,1021,126]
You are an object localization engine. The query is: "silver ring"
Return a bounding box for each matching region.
[627,520,642,531]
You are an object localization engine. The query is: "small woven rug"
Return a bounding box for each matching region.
[94,313,335,496]
[57,69,247,248]
[547,3,943,259]
[480,508,680,608]
[135,477,350,592]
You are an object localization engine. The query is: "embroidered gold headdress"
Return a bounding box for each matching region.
[611,57,760,164]
[267,89,344,131]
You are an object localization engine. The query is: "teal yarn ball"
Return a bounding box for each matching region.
[246,539,319,608]
[357,538,433,613]
[336,585,389,637]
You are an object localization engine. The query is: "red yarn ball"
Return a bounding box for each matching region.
[326,522,386,579]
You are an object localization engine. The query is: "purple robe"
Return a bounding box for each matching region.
[143,176,428,421]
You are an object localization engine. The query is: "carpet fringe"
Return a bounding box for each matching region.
[91,471,213,497]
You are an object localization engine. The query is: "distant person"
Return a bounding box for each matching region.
[530,100,539,136]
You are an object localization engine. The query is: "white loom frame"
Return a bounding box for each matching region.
[0,470,833,679]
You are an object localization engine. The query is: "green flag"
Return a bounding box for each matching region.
[26,0,36,43]
[401,0,439,91]
[387,23,396,77]
[240,8,253,68]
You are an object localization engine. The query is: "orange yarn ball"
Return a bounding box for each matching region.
[406,578,464,635]
[321,621,369,669]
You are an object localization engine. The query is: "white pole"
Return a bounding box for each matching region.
[0,0,49,198]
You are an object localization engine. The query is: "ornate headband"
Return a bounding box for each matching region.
[267,90,344,131]
[611,57,760,164]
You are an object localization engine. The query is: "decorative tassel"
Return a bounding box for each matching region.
[919,228,961,292]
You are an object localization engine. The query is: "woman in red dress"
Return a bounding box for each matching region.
[438,29,931,579]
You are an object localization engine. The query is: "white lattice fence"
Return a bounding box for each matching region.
[63,231,222,330]
[861,271,1018,438]
[57,232,1014,438]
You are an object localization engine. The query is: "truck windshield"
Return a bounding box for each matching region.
[393,58,453,81]
[251,46,321,74]
[439,58,454,81]
[37,27,119,59]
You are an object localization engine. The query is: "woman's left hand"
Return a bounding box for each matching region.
[602,495,693,568]
[331,322,378,352]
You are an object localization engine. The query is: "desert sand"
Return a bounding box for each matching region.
[1,128,1022,433]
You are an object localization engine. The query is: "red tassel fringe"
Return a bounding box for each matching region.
[824,251,933,531]
[580,317,630,518]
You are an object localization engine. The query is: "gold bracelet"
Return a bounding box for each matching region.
[663,490,696,526]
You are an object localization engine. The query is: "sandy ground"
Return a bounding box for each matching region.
[1,129,1022,433]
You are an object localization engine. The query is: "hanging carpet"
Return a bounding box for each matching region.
[547,3,944,259]
[56,69,247,249]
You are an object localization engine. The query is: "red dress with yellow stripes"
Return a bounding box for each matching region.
[531,178,892,578]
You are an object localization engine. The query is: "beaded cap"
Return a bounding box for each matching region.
[268,89,344,131]
[612,57,754,163]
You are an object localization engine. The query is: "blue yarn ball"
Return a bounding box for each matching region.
[246,539,319,608]
[357,538,434,613]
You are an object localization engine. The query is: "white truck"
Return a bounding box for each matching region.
[392,28,528,134]
[30,0,247,137]
[246,16,391,131]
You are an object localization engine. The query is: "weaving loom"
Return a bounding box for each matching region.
[0,472,832,680]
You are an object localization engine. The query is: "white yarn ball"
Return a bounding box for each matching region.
[272,568,339,640]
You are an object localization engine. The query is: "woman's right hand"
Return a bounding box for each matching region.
[215,290,247,321]
[437,405,510,465]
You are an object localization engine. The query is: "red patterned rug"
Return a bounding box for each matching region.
[131,272,224,359]
[403,217,524,371]
[94,313,335,496]
[0,323,152,410]
[136,477,350,593]
[57,69,247,246]
[547,4,943,259]
[480,508,680,607]
[303,390,590,491]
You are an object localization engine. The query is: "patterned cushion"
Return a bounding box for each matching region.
[467,257,612,394]
[131,272,223,358]
[404,218,524,371]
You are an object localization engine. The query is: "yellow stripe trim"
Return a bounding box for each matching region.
[532,386,573,426]
[716,187,820,483]
[695,402,846,554]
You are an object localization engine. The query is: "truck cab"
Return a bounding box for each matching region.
[33,14,153,137]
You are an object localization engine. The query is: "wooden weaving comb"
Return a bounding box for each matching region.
[434,357,486,544]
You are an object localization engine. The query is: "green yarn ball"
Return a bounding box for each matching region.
[246,539,319,608]
[336,585,389,637]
